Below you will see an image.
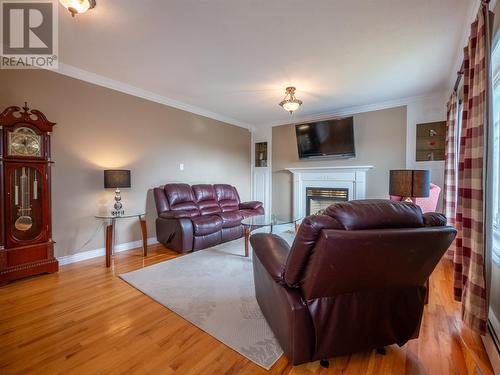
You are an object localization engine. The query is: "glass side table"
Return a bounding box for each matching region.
[240,214,303,257]
[95,211,147,267]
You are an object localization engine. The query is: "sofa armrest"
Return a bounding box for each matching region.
[423,212,447,227]
[239,201,263,210]
[156,217,194,253]
[250,233,290,284]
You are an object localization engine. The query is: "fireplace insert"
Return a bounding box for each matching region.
[306,187,349,215]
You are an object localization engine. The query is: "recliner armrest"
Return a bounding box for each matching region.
[239,201,263,210]
[423,212,447,226]
[250,233,290,284]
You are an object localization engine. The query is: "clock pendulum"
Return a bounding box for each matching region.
[14,167,33,232]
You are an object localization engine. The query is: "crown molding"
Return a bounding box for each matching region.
[52,63,254,131]
[51,62,447,132]
[260,91,447,128]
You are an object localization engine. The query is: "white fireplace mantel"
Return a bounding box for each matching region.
[286,166,374,174]
[285,165,374,218]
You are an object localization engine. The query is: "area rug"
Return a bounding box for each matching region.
[120,233,294,369]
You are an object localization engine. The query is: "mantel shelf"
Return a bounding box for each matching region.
[285,165,374,173]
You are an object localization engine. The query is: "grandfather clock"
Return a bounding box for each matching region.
[0,104,58,285]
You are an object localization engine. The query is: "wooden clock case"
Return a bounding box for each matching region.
[0,104,58,285]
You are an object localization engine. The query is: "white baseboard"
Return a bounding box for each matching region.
[57,226,293,266]
[57,237,159,266]
[482,330,500,375]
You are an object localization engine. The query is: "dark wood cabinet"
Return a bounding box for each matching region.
[0,104,58,285]
[255,142,268,167]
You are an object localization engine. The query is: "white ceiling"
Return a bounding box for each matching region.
[58,0,475,128]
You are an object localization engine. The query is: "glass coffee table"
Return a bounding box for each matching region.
[241,214,303,257]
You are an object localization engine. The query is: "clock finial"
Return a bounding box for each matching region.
[22,102,29,113]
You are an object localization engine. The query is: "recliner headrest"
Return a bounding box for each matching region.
[325,199,424,230]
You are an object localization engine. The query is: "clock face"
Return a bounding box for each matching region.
[8,127,42,157]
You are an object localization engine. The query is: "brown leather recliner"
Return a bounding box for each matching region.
[250,199,456,365]
[154,183,264,252]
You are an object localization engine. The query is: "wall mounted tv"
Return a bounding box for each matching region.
[295,117,355,159]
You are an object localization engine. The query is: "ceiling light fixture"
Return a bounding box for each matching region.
[59,0,96,17]
[279,86,303,114]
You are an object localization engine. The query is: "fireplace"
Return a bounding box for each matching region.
[306,187,349,215]
[286,166,373,219]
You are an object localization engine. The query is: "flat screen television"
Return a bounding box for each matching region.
[295,117,355,159]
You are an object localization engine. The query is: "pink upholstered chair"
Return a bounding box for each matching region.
[390,183,441,213]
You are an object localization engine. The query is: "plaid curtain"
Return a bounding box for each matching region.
[444,93,458,259]
[453,2,491,334]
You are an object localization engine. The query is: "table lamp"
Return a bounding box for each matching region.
[389,169,430,202]
[104,170,131,216]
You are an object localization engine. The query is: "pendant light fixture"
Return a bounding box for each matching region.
[59,0,96,17]
[279,87,303,114]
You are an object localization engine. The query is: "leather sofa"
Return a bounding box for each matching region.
[250,199,456,365]
[154,183,264,252]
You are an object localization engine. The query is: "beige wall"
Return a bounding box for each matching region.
[0,69,251,257]
[272,106,407,217]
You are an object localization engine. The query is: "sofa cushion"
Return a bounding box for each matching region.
[216,211,243,228]
[159,210,199,219]
[214,184,240,212]
[192,184,221,216]
[193,231,222,250]
[324,199,424,230]
[191,215,223,236]
[221,226,243,242]
[164,183,200,214]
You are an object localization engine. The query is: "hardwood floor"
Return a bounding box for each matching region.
[0,243,495,375]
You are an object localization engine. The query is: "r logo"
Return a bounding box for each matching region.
[2,1,53,55]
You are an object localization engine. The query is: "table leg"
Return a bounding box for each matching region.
[244,226,250,257]
[424,278,429,304]
[105,221,114,268]
[139,216,147,257]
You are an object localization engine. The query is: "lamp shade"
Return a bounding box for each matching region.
[389,170,430,198]
[104,170,131,189]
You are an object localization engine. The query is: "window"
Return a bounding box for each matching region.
[491,44,500,264]
[488,40,500,346]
